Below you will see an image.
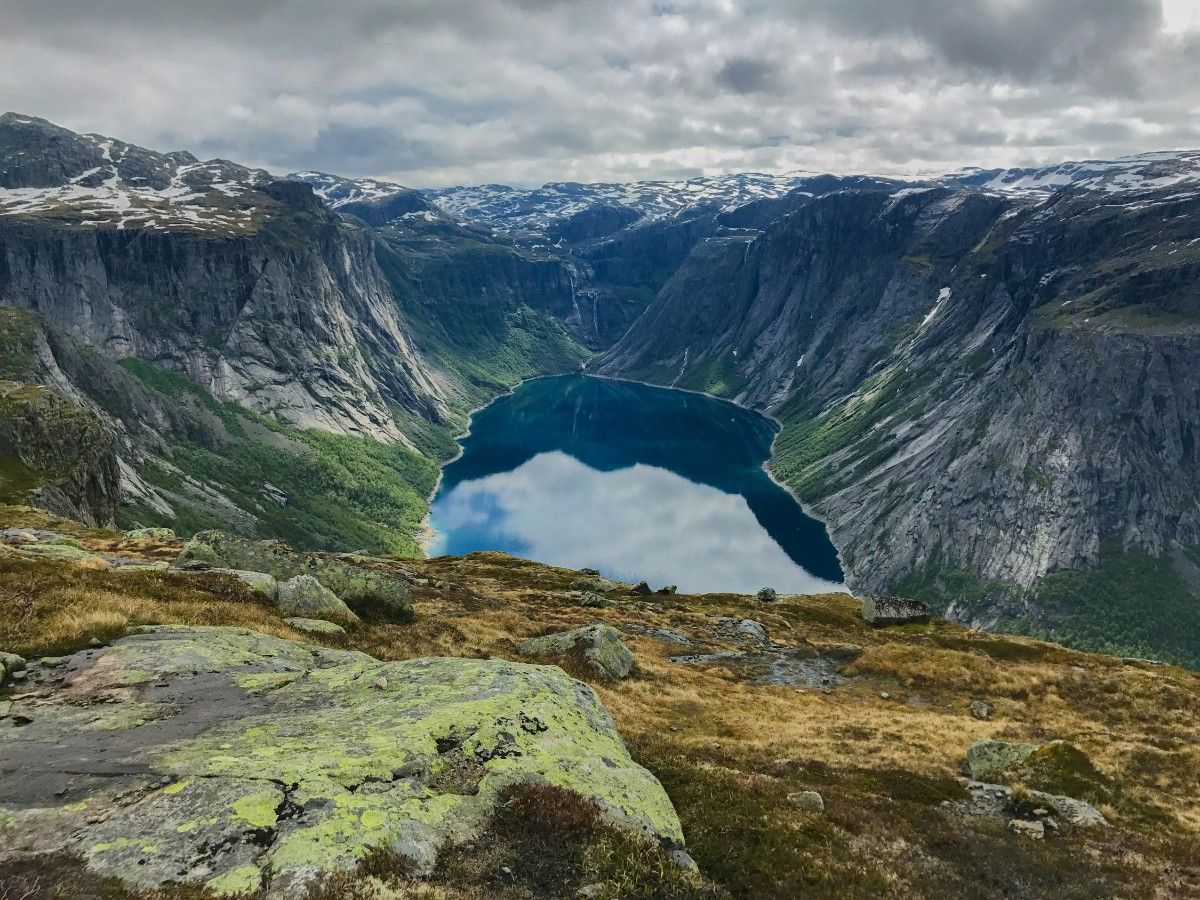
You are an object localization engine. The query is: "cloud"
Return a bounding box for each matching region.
[0,0,1194,186]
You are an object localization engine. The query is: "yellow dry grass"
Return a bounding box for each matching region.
[2,530,1199,898]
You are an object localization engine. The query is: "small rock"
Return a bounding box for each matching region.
[757,587,778,603]
[860,595,932,627]
[1032,807,1049,817]
[630,581,653,595]
[284,617,347,636]
[40,656,68,669]
[577,885,603,899]
[1008,819,1045,840]
[713,616,769,645]
[969,699,992,721]
[277,576,359,625]
[579,568,600,576]
[880,691,891,699]
[0,700,11,717]
[0,651,26,684]
[578,592,610,609]
[88,637,103,648]
[374,677,389,691]
[668,847,698,871]
[787,790,825,812]
[656,585,677,595]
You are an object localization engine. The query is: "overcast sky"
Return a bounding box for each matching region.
[2,1,1199,187]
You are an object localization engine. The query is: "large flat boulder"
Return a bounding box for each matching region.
[0,626,682,896]
[860,595,932,627]
[176,531,412,621]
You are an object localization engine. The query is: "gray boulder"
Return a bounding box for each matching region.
[970,699,992,721]
[284,617,347,636]
[277,576,359,625]
[570,575,621,593]
[757,587,778,603]
[0,652,26,685]
[860,595,932,626]
[176,531,412,621]
[966,740,1039,781]
[519,624,634,679]
[787,790,825,812]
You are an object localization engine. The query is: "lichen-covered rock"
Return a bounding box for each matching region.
[757,587,778,603]
[277,576,358,625]
[569,576,621,594]
[176,531,412,621]
[860,595,932,627]
[966,740,1040,781]
[126,527,176,541]
[966,739,1108,802]
[519,625,634,680]
[0,626,683,896]
[177,567,279,600]
[787,790,824,812]
[285,617,347,636]
[0,652,25,685]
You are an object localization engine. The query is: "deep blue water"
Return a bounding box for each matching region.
[428,374,845,595]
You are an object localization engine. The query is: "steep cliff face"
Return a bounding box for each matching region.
[0,178,450,444]
[374,217,587,410]
[0,115,587,550]
[598,181,1200,661]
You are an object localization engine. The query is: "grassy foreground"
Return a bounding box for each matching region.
[1,506,1198,898]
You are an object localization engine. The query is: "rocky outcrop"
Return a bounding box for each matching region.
[177,531,412,621]
[0,626,684,896]
[519,624,634,679]
[966,739,1109,802]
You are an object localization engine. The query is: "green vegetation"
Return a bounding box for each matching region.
[1028,542,1200,668]
[0,307,41,378]
[672,352,749,398]
[375,228,590,410]
[770,366,922,499]
[893,542,1200,669]
[118,357,445,556]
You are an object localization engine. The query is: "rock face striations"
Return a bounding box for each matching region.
[597,177,1200,660]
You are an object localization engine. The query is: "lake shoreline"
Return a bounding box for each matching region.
[425,370,849,595]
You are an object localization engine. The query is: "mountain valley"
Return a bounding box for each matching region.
[2,111,1197,665]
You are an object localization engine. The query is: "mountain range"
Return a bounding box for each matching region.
[1,111,1197,664]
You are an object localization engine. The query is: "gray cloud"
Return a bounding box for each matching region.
[0,0,1195,186]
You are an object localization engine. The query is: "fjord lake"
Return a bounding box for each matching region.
[429,375,845,595]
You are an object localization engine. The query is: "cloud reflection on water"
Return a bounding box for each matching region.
[430,450,846,595]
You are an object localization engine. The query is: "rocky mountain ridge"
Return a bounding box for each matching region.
[596,177,1200,663]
